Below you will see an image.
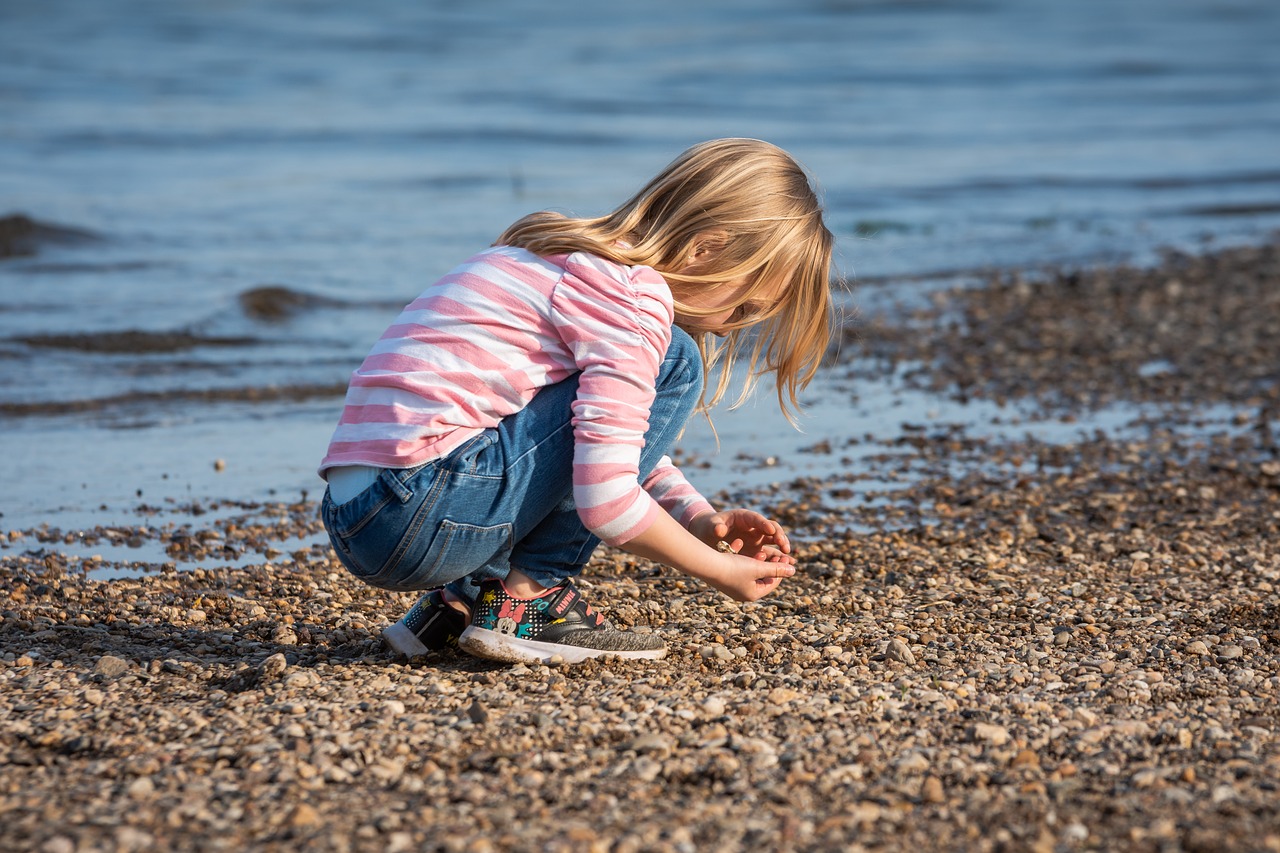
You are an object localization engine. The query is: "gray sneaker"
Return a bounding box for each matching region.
[458,579,666,664]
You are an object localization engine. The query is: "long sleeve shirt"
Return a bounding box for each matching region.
[319,246,713,545]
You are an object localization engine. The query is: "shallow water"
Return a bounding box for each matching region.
[2,0,1278,533]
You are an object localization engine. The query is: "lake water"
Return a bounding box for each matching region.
[2,0,1279,534]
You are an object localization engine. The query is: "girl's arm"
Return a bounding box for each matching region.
[619,509,795,602]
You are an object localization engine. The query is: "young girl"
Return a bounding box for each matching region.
[319,138,835,665]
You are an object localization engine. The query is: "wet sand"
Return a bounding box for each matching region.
[3,240,1279,852]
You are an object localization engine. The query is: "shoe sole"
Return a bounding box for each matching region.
[458,625,666,665]
[382,621,431,657]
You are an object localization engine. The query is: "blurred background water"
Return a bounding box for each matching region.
[2,0,1278,532]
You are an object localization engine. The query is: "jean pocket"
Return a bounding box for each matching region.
[324,467,422,543]
[440,429,501,477]
[365,518,513,592]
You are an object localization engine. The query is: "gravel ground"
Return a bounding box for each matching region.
[3,240,1279,852]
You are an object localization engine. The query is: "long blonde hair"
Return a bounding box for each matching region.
[496,138,835,423]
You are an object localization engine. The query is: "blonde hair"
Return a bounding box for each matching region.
[496,138,835,423]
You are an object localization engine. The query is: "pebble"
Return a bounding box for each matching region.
[629,733,673,755]
[698,643,734,662]
[895,751,930,774]
[127,777,155,799]
[288,804,321,828]
[94,655,131,678]
[967,723,1011,747]
[886,638,916,665]
[258,653,288,680]
[921,776,945,804]
[1011,749,1040,769]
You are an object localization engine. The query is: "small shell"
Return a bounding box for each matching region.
[716,540,736,554]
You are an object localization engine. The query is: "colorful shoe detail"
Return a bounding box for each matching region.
[458,579,666,664]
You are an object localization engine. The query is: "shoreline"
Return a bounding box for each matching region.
[3,239,1279,851]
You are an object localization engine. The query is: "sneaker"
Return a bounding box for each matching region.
[458,579,666,664]
[382,589,467,657]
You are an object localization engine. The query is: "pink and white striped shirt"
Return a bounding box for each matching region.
[320,246,713,545]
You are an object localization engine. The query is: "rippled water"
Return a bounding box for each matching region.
[2,0,1278,530]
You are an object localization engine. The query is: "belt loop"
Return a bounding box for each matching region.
[380,468,415,503]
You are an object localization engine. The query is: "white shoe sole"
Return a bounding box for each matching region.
[382,621,431,657]
[458,625,666,665]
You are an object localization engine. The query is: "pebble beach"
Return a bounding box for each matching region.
[4,239,1280,852]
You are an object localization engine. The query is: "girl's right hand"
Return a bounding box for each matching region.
[617,507,795,603]
[703,550,796,601]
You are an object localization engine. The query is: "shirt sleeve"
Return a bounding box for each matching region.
[549,252,673,545]
[642,455,716,526]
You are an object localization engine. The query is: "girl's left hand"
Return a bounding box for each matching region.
[689,509,793,564]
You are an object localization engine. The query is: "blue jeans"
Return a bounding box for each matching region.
[321,326,703,606]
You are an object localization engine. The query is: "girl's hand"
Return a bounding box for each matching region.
[689,509,793,563]
[708,549,796,601]
[618,508,795,604]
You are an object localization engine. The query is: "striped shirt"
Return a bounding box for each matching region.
[319,246,713,545]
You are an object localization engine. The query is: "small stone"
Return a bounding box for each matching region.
[41,837,75,853]
[114,828,154,853]
[1186,640,1210,656]
[83,688,105,706]
[289,804,321,827]
[629,733,673,755]
[387,833,415,853]
[895,751,930,773]
[1073,708,1099,726]
[701,696,727,717]
[886,638,916,665]
[1112,720,1150,737]
[187,609,207,624]
[94,655,130,678]
[967,723,1010,746]
[467,700,489,725]
[1011,749,1040,769]
[699,643,733,661]
[272,626,298,645]
[127,776,155,799]
[383,699,406,715]
[1216,644,1243,661]
[1062,823,1088,844]
[1131,768,1162,789]
[258,653,288,680]
[632,757,662,782]
[921,776,945,804]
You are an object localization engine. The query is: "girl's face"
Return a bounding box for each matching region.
[680,276,780,337]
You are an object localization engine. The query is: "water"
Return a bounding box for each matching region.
[2,0,1278,534]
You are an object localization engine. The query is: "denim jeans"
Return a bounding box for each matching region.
[321,325,703,606]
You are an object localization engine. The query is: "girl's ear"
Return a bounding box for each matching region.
[688,230,730,265]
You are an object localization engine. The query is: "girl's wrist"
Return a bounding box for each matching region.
[686,551,736,589]
[686,510,715,541]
